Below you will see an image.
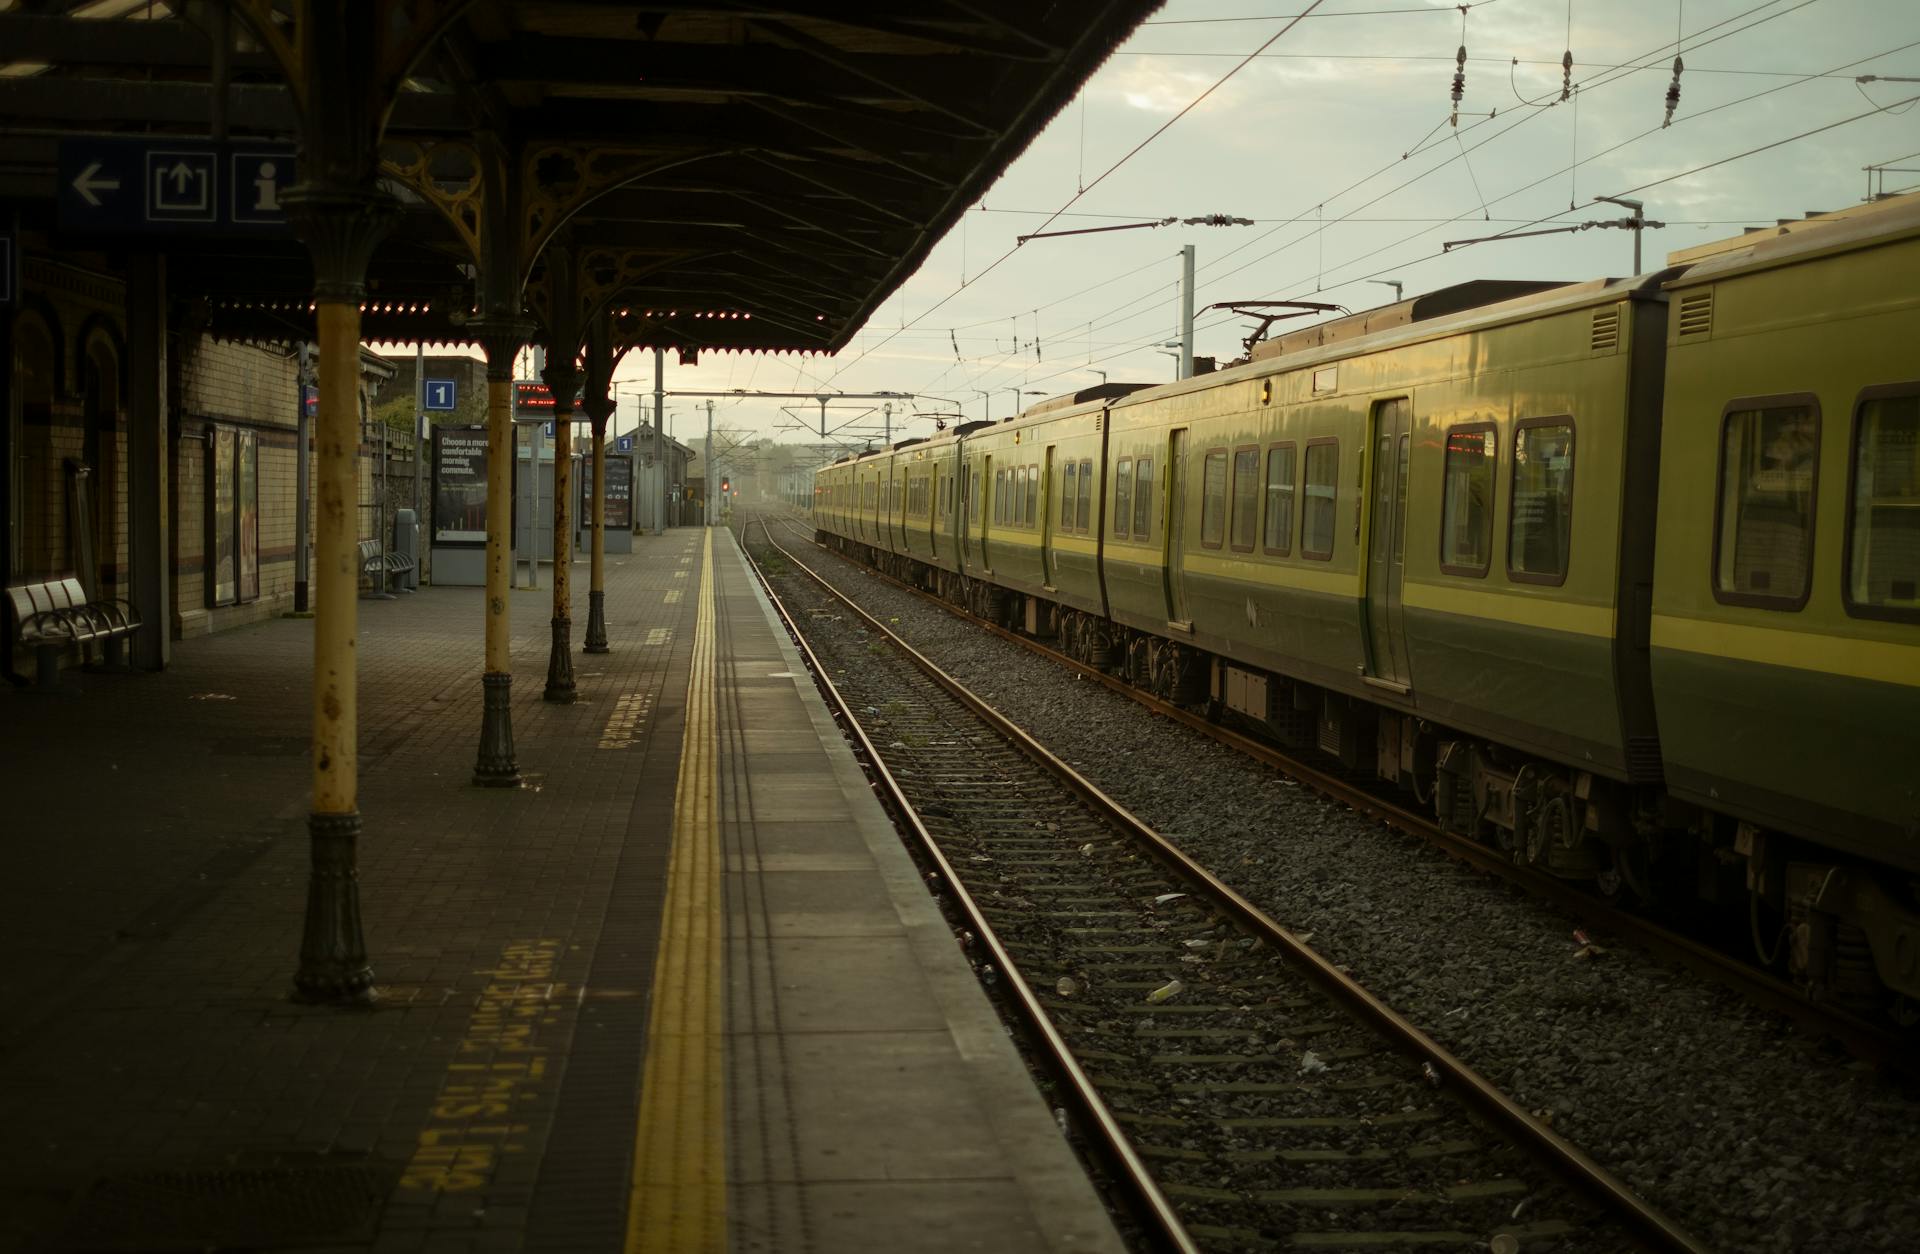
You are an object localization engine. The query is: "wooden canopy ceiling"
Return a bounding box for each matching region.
[0,0,1161,354]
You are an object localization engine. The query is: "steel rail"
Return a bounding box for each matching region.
[767,511,1906,1073]
[748,518,1710,1254]
[734,526,1202,1254]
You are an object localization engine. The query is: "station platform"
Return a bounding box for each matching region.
[0,529,1123,1254]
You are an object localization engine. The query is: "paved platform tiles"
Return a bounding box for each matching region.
[0,528,1123,1254]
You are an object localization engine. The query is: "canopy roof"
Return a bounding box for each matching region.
[0,0,1161,353]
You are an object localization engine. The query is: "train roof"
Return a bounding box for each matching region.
[1247,280,1566,365]
[1112,270,1668,414]
[1663,190,1920,287]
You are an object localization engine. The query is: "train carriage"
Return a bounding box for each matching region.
[808,191,1920,1014]
[1103,278,1669,850]
[1650,197,1920,1008]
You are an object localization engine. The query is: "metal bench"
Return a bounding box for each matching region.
[357,538,416,599]
[5,575,140,690]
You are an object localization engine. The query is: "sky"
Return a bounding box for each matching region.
[604,0,1920,454]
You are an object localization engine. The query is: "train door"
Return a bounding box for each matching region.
[958,456,974,571]
[1363,397,1413,689]
[979,454,994,570]
[1164,428,1190,624]
[1041,446,1057,587]
[892,466,905,551]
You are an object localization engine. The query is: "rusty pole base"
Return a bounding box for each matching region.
[582,589,610,654]
[544,617,577,703]
[472,671,521,787]
[292,811,376,1004]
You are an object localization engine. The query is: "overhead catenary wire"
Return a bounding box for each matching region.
[820,0,1330,389]
[1056,0,1852,349]
[989,0,1836,358]
[878,0,1891,429]
[898,0,1834,386]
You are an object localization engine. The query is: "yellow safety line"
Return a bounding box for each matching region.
[626,528,726,1254]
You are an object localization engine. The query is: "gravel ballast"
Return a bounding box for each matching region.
[752,520,1920,1254]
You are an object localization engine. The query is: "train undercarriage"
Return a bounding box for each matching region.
[829,532,1920,1026]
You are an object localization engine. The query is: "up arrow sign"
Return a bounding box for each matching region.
[166,162,196,193]
[71,161,121,208]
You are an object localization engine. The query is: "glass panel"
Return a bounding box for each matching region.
[1511,423,1574,579]
[1232,448,1259,549]
[1264,445,1296,553]
[1133,457,1155,537]
[1850,395,1919,612]
[237,429,259,602]
[1200,451,1228,546]
[1026,463,1038,526]
[1113,459,1133,538]
[1075,458,1093,531]
[1061,462,1077,527]
[209,427,236,606]
[1717,404,1816,601]
[1441,427,1495,572]
[1302,443,1338,558]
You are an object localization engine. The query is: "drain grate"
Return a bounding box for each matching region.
[56,1164,387,1250]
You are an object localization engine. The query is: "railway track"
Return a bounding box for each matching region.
[755,510,1906,1072]
[740,519,1705,1254]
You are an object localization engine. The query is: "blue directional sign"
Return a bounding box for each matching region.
[543,421,556,439]
[615,435,634,453]
[59,139,295,234]
[0,231,13,308]
[423,378,458,412]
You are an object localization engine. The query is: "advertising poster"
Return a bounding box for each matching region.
[236,429,259,602]
[605,455,632,529]
[209,426,236,606]
[434,426,490,544]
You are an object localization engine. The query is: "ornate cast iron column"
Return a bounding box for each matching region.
[284,186,397,1003]
[581,319,615,655]
[472,319,532,786]
[541,359,581,701]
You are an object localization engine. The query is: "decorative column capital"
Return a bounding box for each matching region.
[541,360,583,414]
[470,315,539,380]
[282,185,401,304]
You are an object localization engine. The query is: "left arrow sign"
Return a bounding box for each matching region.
[72,161,121,208]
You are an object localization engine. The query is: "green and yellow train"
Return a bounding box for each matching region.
[812,194,1920,1017]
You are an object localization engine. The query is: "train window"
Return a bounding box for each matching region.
[1232,446,1260,552]
[1440,425,1496,576]
[1201,450,1228,548]
[1845,387,1919,621]
[1114,459,1134,539]
[1076,458,1094,531]
[1027,462,1039,527]
[1061,462,1077,528]
[1302,440,1338,560]
[1264,443,1296,555]
[1714,398,1818,608]
[1134,457,1155,537]
[1509,421,1575,584]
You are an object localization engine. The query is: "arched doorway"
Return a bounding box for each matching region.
[81,329,123,597]
[10,310,58,577]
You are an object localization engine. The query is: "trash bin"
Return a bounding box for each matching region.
[394,508,420,591]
